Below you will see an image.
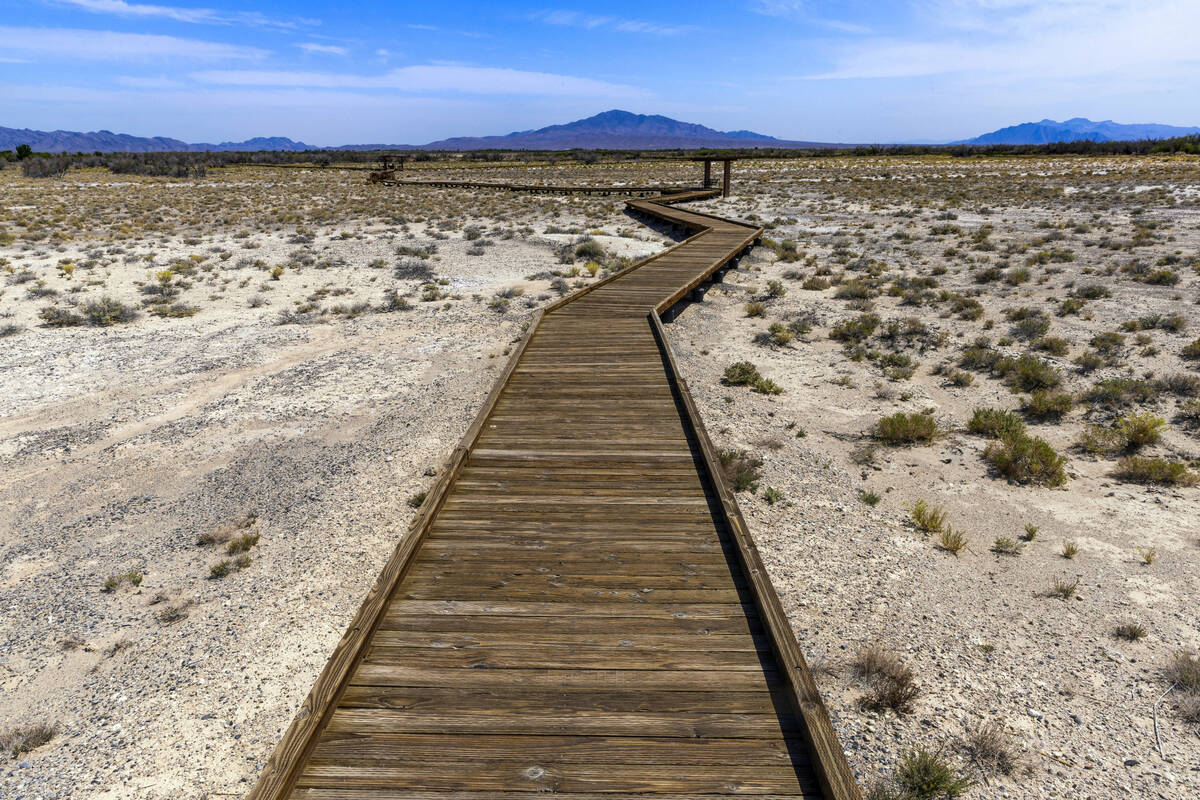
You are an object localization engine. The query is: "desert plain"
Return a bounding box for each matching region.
[1,155,1198,799]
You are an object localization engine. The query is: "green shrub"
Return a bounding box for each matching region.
[1034,335,1069,356]
[1182,337,1200,360]
[995,355,1061,392]
[967,408,1026,440]
[1012,315,1050,340]
[765,322,794,346]
[1076,425,1125,455]
[875,412,940,445]
[985,433,1068,486]
[723,362,761,387]
[722,361,784,394]
[1116,413,1167,448]
[745,301,766,317]
[909,499,947,533]
[1020,389,1074,420]
[765,280,786,298]
[82,296,138,326]
[1082,378,1157,408]
[573,239,604,260]
[893,747,973,799]
[835,279,876,299]
[39,306,85,327]
[830,313,880,343]
[717,449,764,492]
[1113,457,1199,486]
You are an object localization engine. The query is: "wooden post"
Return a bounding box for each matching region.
[703,159,712,188]
[722,159,732,197]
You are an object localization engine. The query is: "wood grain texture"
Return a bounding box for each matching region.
[245,182,859,800]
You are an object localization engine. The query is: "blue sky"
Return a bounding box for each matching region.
[1,1,1197,145]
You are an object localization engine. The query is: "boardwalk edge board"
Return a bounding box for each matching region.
[246,183,862,800]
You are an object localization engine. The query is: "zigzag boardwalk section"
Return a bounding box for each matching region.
[247,188,861,800]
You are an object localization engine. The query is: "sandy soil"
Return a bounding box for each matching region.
[2,158,1198,799]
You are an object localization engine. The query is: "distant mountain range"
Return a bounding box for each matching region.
[5,112,1199,154]
[956,118,1200,145]
[0,126,317,153]
[0,110,831,153]
[413,110,829,150]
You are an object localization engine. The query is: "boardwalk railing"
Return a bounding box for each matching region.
[246,184,861,800]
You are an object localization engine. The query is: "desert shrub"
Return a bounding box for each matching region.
[967,408,1026,439]
[1074,284,1111,300]
[802,276,829,290]
[829,313,880,343]
[1076,425,1126,455]
[879,352,919,380]
[377,289,412,312]
[1058,297,1086,316]
[1073,350,1106,373]
[991,536,1024,556]
[1165,652,1200,693]
[574,238,604,260]
[717,449,763,492]
[994,355,1061,392]
[1158,373,1200,397]
[958,340,1001,371]
[1020,389,1074,420]
[853,646,919,714]
[39,306,84,327]
[721,361,783,394]
[1113,457,1198,486]
[893,748,973,799]
[1,722,57,757]
[82,297,138,326]
[937,527,968,555]
[1178,400,1200,428]
[1091,331,1125,355]
[874,412,940,445]
[765,280,786,298]
[984,433,1067,486]
[835,279,876,300]
[723,362,761,387]
[394,259,434,281]
[21,157,69,178]
[1082,378,1157,409]
[1012,314,1050,340]
[1114,621,1147,641]
[1034,335,1069,356]
[966,721,1019,775]
[1182,337,1200,360]
[745,301,766,317]
[909,499,947,533]
[1116,413,1167,448]
[762,322,794,347]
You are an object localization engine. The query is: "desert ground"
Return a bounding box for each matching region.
[1,156,1198,799]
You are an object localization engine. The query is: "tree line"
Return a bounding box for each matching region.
[3,133,1198,179]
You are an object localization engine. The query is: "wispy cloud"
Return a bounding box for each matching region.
[752,1,872,34]
[190,65,651,97]
[298,42,348,56]
[0,25,268,60]
[800,0,1200,81]
[533,10,694,36]
[53,0,311,29]
[115,75,186,88]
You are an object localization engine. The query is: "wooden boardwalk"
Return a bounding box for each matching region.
[248,188,860,800]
